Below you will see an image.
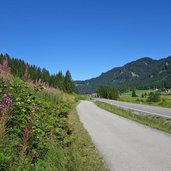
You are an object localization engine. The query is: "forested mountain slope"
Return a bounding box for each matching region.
[76,56,171,94]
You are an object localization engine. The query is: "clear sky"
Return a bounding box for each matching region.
[0,0,171,80]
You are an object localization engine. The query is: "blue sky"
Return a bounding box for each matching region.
[0,0,171,80]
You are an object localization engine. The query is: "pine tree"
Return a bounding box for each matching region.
[131,90,137,97]
[0,54,76,92]
[97,85,119,100]
[64,70,75,93]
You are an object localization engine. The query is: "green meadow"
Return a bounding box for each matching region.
[120,90,171,108]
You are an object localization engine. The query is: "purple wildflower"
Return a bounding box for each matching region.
[0,93,12,111]
[2,93,8,99]
[0,104,7,110]
[0,64,2,70]
[0,57,11,73]
[5,98,12,105]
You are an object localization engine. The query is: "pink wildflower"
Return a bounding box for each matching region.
[2,58,8,66]
[5,98,12,105]
[0,104,7,110]
[0,64,2,70]
[0,93,12,111]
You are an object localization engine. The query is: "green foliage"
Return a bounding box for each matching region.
[76,56,171,94]
[131,90,138,97]
[147,91,161,102]
[64,70,76,93]
[97,85,119,100]
[0,76,107,170]
[74,94,87,102]
[0,77,73,170]
[0,53,76,93]
[0,55,107,170]
[144,92,147,97]
[119,89,171,108]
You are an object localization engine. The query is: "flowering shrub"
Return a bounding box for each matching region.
[0,59,13,118]
[0,64,2,71]
[0,76,73,170]
[0,59,73,170]
[0,93,12,110]
[0,57,10,73]
[0,81,12,121]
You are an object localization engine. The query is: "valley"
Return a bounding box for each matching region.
[1,1,171,170]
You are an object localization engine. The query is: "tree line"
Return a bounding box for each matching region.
[132,89,161,103]
[97,85,119,100]
[0,53,75,93]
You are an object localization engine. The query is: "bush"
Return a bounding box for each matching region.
[0,77,73,170]
[131,90,138,97]
[97,85,119,100]
[147,91,161,102]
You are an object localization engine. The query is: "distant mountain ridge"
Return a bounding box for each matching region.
[75,56,171,94]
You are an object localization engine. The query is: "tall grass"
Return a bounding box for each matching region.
[36,90,61,105]
[32,90,108,170]
[34,104,108,171]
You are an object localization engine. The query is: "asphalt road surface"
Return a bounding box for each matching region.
[96,98,171,118]
[77,101,171,171]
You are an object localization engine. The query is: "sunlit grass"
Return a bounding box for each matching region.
[95,101,171,134]
[120,90,171,108]
[0,70,107,170]
[34,103,108,171]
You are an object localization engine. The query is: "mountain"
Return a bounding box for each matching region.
[75,56,171,94]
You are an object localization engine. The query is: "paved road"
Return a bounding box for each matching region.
[77,101,171,171]
[96,98,171,118]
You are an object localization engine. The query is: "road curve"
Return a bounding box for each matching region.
[77,101,171,171]
[96,98,171,118]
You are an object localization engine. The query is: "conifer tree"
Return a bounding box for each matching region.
[64,70,75,93]
[0,54,76,93]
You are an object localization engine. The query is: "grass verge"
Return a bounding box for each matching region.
[66,103,108,171]
[95,101,171,134]
[35,103,108,171]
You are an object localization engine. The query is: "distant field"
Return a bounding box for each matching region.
[120,90,171,108]
[122,89,155,96]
